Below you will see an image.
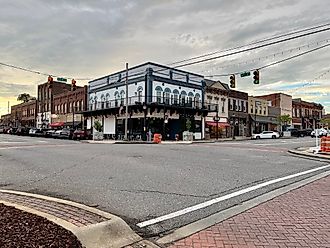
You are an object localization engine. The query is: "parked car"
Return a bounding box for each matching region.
[8,127,18,134]
[311,129,328,138]
[252,131,280,139]
[56,128,74,139]
[0,126,9,133]
[29,128,37,136]
[45,129,57,138]
[16,127,30,136]
[72,129,89,140]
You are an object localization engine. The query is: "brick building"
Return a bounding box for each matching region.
[37,81,73,128]
[51,86,87,128]
[4,100,37,128]
[21,100,37,127]
[0,113,12,126]
[292,98,323,129]
[228,90,249,137]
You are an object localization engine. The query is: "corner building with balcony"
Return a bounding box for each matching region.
[84,62,210,140]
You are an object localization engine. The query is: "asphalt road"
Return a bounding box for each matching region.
[0,134,328,237]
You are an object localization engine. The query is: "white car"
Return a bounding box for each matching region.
[252,131,280,139]
[311,129,328,138]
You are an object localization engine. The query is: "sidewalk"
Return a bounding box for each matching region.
[169,175,330,248]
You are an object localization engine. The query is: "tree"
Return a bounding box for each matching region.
[93,120,103,132]
[17,93,32,103]
[320,118,330,127]
[277,114,292,131]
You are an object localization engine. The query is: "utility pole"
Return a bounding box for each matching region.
[7,101,9,114]
[124,63,129,140]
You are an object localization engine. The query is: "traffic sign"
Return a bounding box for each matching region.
[57,77,67,82]
[240,71,251,77]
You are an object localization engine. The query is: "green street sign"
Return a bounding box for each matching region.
[57,77,67,82]
[240,71,251,77]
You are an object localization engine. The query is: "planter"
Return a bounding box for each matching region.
[93,131,104,141]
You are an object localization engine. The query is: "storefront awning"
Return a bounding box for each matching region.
[49,122,65,127]
[206,121,230,127]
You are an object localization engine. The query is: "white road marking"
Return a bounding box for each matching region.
[136,164,330,228]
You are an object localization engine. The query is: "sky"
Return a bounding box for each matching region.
[0,0,329,116]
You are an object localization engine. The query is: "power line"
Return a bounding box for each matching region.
[205,43,330,77]
[168,21,330,66]
[172,26,330,69]
[0,62,93,81]
[199,38,330,74]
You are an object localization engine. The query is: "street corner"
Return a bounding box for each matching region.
[288,146,330,161]
[162,174,330,248]
[0,189,154,248]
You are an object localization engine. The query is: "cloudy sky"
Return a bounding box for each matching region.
[0,0,330,116]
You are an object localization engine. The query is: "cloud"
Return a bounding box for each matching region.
[0,0,330,115]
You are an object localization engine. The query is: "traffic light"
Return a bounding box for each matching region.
[253,70,260,84]
[229,74,235,88]
[71,79,77,91]
[47,75,53,88]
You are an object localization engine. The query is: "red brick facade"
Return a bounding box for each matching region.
[292,98,323,129]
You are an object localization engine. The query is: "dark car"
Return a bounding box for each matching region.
[58,128,74,139]
[16,127,30,136]
[8,127,18,135]
[72,129,89,140]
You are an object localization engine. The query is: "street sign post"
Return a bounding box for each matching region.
[240,71,251,77]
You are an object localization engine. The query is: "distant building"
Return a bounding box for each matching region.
[204,80,230,138]
[37,81,76,128]
[248,96,277,133]
[0,113,12,127]
[292,98,323,129]
[51,86,87,128]
[9,100,37,128]
[84,62,213,140]
[228,90,249,136]
[256,93,292,129]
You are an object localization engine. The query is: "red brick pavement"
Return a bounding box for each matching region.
[169,176,330,248]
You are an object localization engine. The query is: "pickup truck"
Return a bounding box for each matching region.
[287,128,312,137]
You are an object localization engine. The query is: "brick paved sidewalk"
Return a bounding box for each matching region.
[170,176,330,248]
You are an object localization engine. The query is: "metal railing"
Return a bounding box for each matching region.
[88,96,217,111]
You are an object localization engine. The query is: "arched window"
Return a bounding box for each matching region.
[101,94,105,109]
[164,88,171,105]
[81,100,84,111]
[120,90,125,106]
[106,93,110,108]
[94,96,98,109]
[188,92,194,107]
[180,91,187,105]
[173,89,179,105]
[114,91,119,107]
[76,101,80,112]
[137,86,143,103]
[155,86,163,103]
[64,103,67,113]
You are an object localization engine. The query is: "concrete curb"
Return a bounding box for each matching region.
[0,189,158,248]
[288,148,330,161]
[156,170,330,245]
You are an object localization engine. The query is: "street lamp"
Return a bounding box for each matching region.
[143,103,147,141]
[231,113,236,140]
[254,101,261,134]
[213,105,220,140]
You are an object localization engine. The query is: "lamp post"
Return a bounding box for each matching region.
[254,101,261,134]
[213,105,220,140]
[143,103,147,141]
[231,113,236,140]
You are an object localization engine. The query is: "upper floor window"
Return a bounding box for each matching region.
[136,86,143,103]
[120,90,125,106]
[173,89,179,105]
[180,91,187,105]
[155,86,163,103]
[164,88,171,105]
